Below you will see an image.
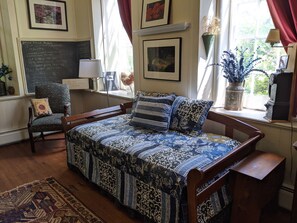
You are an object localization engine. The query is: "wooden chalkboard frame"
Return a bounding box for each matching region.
[20,39,92,94]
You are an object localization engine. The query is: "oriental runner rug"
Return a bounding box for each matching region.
[0,177,104,223]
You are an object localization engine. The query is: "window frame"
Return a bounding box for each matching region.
[227,0,285,111]
[91,0,134,95]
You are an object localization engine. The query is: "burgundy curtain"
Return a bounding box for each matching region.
[117,0,132,43]
[267,0,297,116]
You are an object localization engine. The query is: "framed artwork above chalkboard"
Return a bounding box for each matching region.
[27,0,68,31]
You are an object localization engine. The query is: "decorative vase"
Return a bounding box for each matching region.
[0,80,7,96]
[202,34,214,58]
[224,82,244,111]
[7,86,15,95]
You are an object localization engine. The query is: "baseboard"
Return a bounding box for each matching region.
[279,184,294,210]
[0,128,29,146]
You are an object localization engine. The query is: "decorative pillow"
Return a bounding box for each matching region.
[31,98,53,117]
[130,94,176,132]
[131,91,175,117]
[170,96,213,134]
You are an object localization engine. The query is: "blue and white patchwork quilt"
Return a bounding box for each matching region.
[66,114,240,223]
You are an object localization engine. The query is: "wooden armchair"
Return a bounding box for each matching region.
[27,83,71,153]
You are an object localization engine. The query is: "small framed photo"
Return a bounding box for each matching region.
[27,0,68,31]
[141,0,171,29]
[278,55,289,70]
[143,38,181,81]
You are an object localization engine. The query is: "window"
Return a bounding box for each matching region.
[229,0,285,110]
[92,0,133,94]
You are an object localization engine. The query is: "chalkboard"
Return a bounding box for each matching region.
[21,40,91,93]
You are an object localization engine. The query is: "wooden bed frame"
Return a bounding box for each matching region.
[62,102,264,223]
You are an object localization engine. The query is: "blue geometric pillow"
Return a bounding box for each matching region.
[170,96,213,134]
[130,94,176,132]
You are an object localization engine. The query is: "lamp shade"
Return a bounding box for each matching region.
[79,59,103,78]
[265,29,280,46]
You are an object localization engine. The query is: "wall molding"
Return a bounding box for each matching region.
[0,128,28,146]
[279,185,294,210]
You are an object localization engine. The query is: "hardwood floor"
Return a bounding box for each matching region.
[0,134,291,223]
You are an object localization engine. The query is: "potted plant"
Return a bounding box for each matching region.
[201,16,220,57]
[208,47,268,110]
[0,63,12,96]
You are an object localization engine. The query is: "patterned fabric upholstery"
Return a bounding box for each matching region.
[30,113,64,132]
[28,83,71,153]
[66,114,240,223]
[31,98,53,117]
[170,96,213,134]
[35,83,71,114]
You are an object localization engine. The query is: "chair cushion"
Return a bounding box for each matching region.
[31,98,53,117]
[130,94,176,133]
[30,113,64,132]
[170,96,213,134]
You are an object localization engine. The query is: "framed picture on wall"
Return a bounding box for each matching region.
[141,0,171,28]
[278,55,289,71]
[27,0,68,31]
[143,38,181,81]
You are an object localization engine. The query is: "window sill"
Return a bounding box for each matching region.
[212,107,297,131]
[212,107,267,122]
[97,90,134,100]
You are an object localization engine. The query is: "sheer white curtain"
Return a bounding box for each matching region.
[197,0,231,107]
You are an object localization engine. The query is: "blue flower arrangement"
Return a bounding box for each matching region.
[209,47,268,83]
[0,63,12,81]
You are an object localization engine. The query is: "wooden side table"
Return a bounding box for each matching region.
[230,150,286,223]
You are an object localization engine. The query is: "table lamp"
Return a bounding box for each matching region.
[78,59,110,106]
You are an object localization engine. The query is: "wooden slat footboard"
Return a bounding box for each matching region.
[187,111,264,223]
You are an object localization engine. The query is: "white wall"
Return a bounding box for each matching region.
[131,0,200,99]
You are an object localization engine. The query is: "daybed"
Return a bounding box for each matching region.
[62,98,264,223]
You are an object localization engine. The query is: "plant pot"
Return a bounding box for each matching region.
[224,82,244,110]
[202,34,214,58]
[7,86,15,95]
[0,80,7,96]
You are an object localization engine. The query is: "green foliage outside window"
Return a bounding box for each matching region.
[232,0,284,97]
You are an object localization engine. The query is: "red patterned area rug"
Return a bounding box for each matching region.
[0,177,104,223]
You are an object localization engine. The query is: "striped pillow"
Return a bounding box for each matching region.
[130,91,175,118]
[130,94,176,132]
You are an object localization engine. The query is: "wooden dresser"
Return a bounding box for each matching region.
[230,150,286,223]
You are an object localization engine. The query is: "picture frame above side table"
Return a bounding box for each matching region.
[27,0,68,31]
